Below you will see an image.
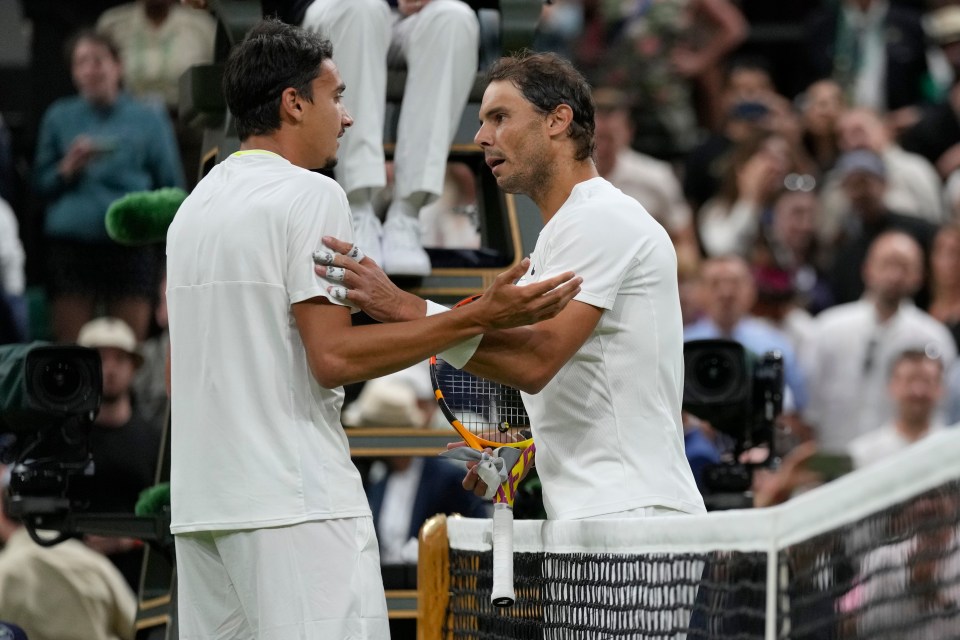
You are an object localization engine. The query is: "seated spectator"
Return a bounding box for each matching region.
[826,149,939,306]
[0,467,136,640]
[300,0,480,276]
[96,0,216,187]
[805,231,956,454]
[848,349,947,469]
[96,0,215,112]
[76,317,163,594]
[343,372,489,565]
[32,30,183,342]
[132,273,169,429]
[753,185,834,315]
[819,107,945,243]
[697,131,810,259]
[798,78,846,174]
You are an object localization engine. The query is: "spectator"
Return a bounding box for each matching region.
[76,317,163,594]
[682,58,780,210]
[803,0,929,115]
[798,78,846,174]
[805,231,956,454]
[32,30,183,343]
[96,0,216,188]
[0,467,136,640]
[300,0,480,276]
[96,0,215,112]
[697,131,804,258]
[592,87,698,263]
[591,0,747,159]
[826,149,939,306]
[847,349,947,469]
[343,373,489,565]
[819,107,945,241]
[684,255,808,412]
[753,186,834,315]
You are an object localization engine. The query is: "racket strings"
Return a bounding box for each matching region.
[435,360,529,445]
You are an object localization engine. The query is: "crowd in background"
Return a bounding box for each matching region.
[2,0,960,636]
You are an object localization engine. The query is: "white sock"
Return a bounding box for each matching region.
[350,199,377,222]
[385,198,419,224]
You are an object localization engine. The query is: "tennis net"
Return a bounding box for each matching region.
[419,429,960,639]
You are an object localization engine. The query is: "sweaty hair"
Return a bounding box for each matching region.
[223,19,334,141]
[486,51,595,162]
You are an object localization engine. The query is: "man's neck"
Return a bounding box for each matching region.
[145,2,172,26]
[871,295,901,323]
[895,416,932,442]
[534,159,600,224]
[96,395,133,428]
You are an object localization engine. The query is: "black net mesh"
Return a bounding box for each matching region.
[445,480,960,639]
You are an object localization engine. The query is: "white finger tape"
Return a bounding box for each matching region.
[347,245,365,262]
[326,266,346,282]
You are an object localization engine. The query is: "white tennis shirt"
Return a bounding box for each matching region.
[166,151,368,534]
[518,177,706,520]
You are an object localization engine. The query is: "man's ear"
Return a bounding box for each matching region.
[280,87,303,124]
[546,104,574,140]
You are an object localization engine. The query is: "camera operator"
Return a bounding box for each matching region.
[75,317,162,594]
[0,466,136,640]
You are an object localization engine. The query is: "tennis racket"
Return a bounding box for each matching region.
[430,295,535,607]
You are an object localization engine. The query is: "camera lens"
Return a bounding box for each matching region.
[38,361,84,402]
[693,353,735,392]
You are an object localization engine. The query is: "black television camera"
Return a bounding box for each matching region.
[0,343,102,542]
[682,339,784,509]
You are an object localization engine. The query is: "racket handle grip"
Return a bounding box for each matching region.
[491,502,515,607]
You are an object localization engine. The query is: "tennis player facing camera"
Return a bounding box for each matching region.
[165,22,580,640]
[316,52,706,521]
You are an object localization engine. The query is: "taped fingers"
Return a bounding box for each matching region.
[346,245,365,263]
[326,266,346,282]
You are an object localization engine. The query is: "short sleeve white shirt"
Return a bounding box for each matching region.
[166,151,368,533]
[517,178,705,520]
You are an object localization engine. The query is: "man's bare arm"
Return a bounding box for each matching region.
[296,257,581,388]
[315,235,600,393]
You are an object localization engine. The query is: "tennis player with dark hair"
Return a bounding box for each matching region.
[165,22,580,639]
[317,51,706,522]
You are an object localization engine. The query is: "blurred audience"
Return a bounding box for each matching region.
[32,30,183,343]
[96,0,216,187]
[803,0,929,115]
[826,149,939,305]
[805,231,956,454]
[847,349,947,469]
[798,79,846,174]
[76,317,163,594]
[684,255,808,412]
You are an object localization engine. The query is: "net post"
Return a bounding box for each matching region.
[418,514,451,640]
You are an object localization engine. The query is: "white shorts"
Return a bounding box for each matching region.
[175,518,389,640]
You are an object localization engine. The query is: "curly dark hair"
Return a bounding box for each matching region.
[486,51,596,162]
[223,19,334,141]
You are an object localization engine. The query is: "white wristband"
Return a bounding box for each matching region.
[426,300,482,368]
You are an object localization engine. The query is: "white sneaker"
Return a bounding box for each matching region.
[352,209,383,266]
[381,214,431,276]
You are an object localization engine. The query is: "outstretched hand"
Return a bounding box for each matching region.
[314,236,582,330]
[467,259,581,331]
